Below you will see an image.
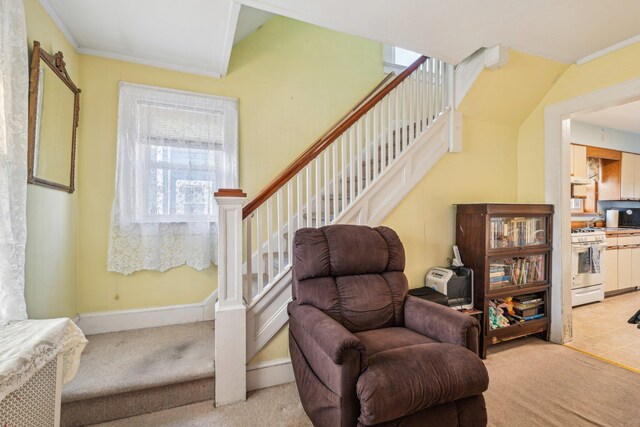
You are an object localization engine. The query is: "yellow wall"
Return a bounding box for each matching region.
[250,49,569,363]
[75,16,385,312]
[383,118,519,285]
[24,0,79,318]
[384,49,567,288]
[517,43,640,202]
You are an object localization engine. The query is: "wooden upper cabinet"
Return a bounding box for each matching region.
[634,155,640,199]
[620,152,638,200]
[571,145,587,178]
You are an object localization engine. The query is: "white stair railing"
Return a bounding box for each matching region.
[240,56,451,307]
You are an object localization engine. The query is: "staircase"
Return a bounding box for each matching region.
[231,55,457,361]
[61,322,215,426]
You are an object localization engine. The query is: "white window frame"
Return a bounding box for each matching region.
[383,45,421,74]
[115,82,238,225]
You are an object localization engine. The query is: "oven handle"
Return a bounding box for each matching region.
[571,243,591,249]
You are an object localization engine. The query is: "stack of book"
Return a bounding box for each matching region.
[511,294,544,321]
[489,264,510,287]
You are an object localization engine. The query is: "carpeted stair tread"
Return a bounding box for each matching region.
[62,321,215,403]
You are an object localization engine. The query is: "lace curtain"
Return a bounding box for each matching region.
[0,0,28,323]
[108,83,238,274]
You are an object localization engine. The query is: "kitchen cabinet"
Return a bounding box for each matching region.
[604,246,618,293]
[571,145,587,179]
[604,234,640,293]
[619,152,640,200]
[617,247,633,290]
[632,247,640,287]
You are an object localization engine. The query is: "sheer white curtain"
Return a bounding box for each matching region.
[108,83,238,275]
[0,0,28,323]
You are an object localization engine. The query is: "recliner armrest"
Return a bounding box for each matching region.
[288,302,366,369]
[403,295,480,354]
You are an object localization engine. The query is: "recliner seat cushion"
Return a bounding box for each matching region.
[356,343,489,426]
[354,327,437,357]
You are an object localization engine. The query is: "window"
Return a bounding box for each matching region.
[384,45,421,74]
[108,83,238,274]
[137,101,225,222]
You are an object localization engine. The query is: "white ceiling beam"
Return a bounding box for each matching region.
[219,1,242,77]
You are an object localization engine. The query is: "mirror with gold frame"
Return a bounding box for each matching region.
[27,41,80,193]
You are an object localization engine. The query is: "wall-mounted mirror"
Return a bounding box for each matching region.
[27,41,80,193]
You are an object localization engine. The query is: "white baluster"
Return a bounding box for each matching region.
[408,73,413,145]
[394,87,399,160]
[324,150,330,224]
[315,157,321,227]
[341,134,347,211]
[245,216,252,305]
[356,119,361,195]
[305,166,311,227]
[256,207,263,295]
[266,198,273,285]
[365,112,370,189]
[296,172,302,232]
[429,57,434,125]
[387,94,392,167]
[422,62,428,129]
[373,104,378,179]
[440,60,445,113]
[417,65,423,133]
[332,142,338,217]
[276,189,283,273]
[287,181,292,266]
[349,126,355,203]
[435,59,441,117]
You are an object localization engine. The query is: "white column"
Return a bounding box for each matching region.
[214,189,247,406]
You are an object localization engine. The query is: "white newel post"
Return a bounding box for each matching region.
[214,189,247,406]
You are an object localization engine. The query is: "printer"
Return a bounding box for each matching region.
[425,267,474,310]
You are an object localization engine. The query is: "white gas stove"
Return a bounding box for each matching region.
[570,228,606,306]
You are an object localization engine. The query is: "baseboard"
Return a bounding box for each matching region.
[76,290,218,335]
[246,358,294,391]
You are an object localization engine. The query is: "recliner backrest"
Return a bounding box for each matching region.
[292,224,408,332]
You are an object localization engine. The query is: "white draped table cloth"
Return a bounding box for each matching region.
[0,318,87,401]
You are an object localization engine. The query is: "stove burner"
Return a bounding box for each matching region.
[572,228,598,233]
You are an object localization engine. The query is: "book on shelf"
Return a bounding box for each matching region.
[512,313,545,322]
[513,301,544,310]
[490,217,546,249]
[513,294,542,303]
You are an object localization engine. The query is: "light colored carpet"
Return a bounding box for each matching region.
[92,337,640,427]
[63,322,215,402]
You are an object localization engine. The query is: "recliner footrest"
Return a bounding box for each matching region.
[356,343,489,426]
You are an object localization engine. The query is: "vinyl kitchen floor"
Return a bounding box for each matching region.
[566,290,640,372]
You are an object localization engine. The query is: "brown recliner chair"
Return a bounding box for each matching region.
[288,224,489,426]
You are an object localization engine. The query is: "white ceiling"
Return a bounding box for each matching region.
[40,0,271,77]
[41,0,640,78]
[573,101,640,134]
[233,6,272,45]
[238,0,640,64]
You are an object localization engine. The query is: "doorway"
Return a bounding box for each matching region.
[544,77,640,348]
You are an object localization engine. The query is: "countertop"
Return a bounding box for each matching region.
[600,228,640,236]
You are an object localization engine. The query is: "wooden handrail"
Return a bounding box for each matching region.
[242,55,428,219]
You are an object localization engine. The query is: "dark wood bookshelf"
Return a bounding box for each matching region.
[456,203,554,358]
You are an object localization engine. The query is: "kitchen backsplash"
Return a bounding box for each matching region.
[599,202,640,227]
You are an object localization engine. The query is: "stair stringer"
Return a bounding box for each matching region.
[245,110,454,362]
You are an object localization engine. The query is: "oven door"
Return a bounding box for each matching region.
[571,242,605,289]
